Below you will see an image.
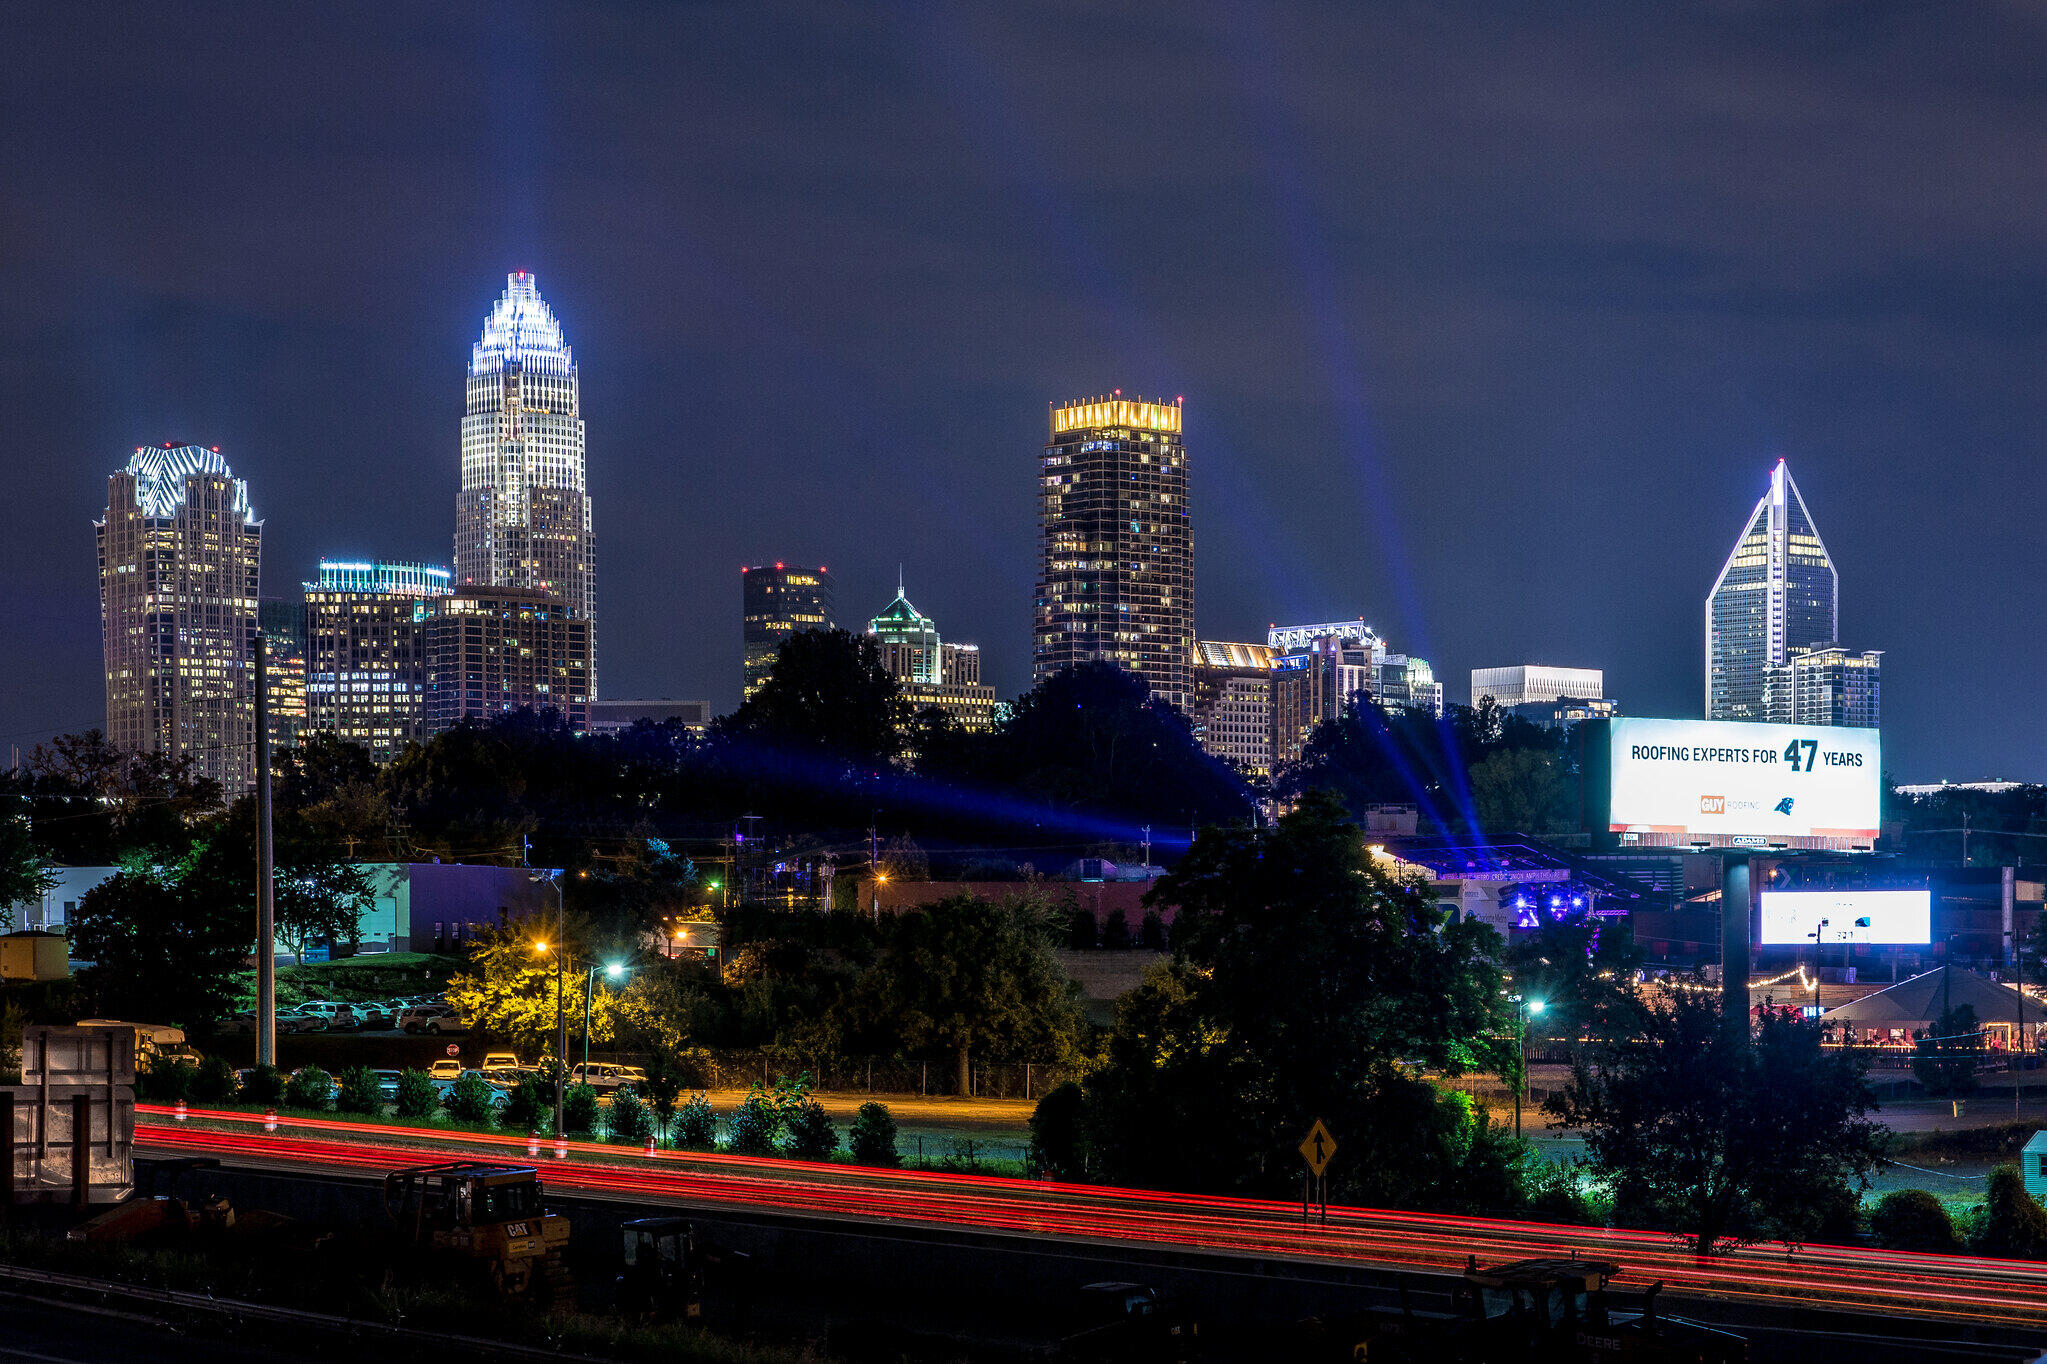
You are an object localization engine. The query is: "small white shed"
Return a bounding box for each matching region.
[2023,1131,2047,1203]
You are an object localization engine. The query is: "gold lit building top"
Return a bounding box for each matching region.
[1051,395,1183,437]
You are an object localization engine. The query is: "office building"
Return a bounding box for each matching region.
[1471,665,1603,709]
[1190,640,1276,777]
[97,444,262,794]
[586,699,709,737]
[1378,654,1444,718]
[863,580,998,731]
[1706,460,1836,721]
[258,598,308,751]
[742,563,836,698]
[868,577,942,684]
[1781,645,1882,729]
[1036,395,1193,710]
[1511,697,1620,729]
[456,272,597,683]
[423,586,590,733]
[303,560,452,762]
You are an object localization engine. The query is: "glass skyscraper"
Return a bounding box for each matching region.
[97,444,262,794]
[1705,459,1837,721]
[456,272,597,686]
[304,559,452,762]
[741,564,836,699]
[1035,394,1192,710]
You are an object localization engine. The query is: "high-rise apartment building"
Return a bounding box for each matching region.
[1471,665,1603,709]
[456,272,597,685]
[97,444,262,794]
[1190,640,1276,777]
[1036,395,1192,710]
[1780,645,1882,728]
[303,560,452,762]
[1706,460,1837,721]
[1264,619,1443,764]
[422,586,590,733]
[741,564,836,698]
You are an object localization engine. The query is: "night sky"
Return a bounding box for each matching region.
[5,3,2044,782]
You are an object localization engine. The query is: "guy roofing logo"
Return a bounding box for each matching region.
[1774,797,1796,816]
[1699,796,1726,814]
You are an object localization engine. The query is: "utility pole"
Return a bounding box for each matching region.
[1811,918,1828,1016]
[1962,810,1971,867]
[255,632,276,1069]
[1141,825,1151,877]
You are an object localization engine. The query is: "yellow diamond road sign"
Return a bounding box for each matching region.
[1298,1119,1336,1178]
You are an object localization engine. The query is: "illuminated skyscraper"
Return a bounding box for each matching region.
[423,586,591,733]
[304,560,452,762]
[97,444,262,794]
[456,272,597,684]
[864,578,998,731]
[867,575,942,684]
[741,564,836,698]
[1706,460,1837,721]
[1036,394,1192,709]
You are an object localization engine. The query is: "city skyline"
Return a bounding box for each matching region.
[9,5,2045,781]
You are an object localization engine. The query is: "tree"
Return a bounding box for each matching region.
[1550,994,1886,1253]
[848,1101,900,1167]
[713,629,907,775]
[1914,1004,1984,1097]
[1870,1189,1963,1253]
[727,1085,781,1155]
[785,1100,838,1160]
[871,894,1083,1096]
[179,805,373,962]
[336,1065,383,1115]
[285,1066,334,1111]
[446,917,625,1054]
[561,1082,600,1136]
[1082,792,1515,1204]
[675,1092,717,1149]
[1976,1165,2047,1257]
[1029,1082,1088,1179]
[1469,748,1574,837]
[1504,909,1648,1058]
[69,862,247,1026]
[608,1087,656,1145]
[0,809,55,928]
[447,1072,498,1124]
[394,1069,439,1119]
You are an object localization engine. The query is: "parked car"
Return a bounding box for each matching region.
[220,1011,259,1036]
[276,1010,327,1034]
[427,1059,464,1082]
[369,1069,403,1101]
[569,1063,635,1094]
[400,1004,468,1036]
[352,1002,397,1030]
[481,1051,521,1071]
[297,1001,362,1031]
[435,1069,511,1112]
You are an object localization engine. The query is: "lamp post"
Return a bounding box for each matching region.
[583,962,625,1075]
[1811,918,1830,1017]
[1514,996,1545,1138]
[530,871,566,1141]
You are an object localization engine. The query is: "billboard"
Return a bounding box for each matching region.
[1604,717,1880,847]
[1758,889,1931,946]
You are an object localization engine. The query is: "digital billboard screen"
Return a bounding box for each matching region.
[1605,717,1880,845]
[1758,889,1931,946]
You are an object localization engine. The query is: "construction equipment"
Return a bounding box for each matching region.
[381,1161,572,1302]
[1061,1282,1200,1363]
[1324,1257,1745,1363]
[615,1216,706,1320]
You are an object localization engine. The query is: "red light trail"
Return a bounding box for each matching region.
[136,1107,2047,1329]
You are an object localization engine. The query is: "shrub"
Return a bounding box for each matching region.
[674,1092,717,1149]
[1139,910,1166,950]
[1066,909,1097,950]
[1871,1188,1963,1253]
[609,1087,656,1146]
[1975,1165,2047,1257]
[139,1058,197,1103]
[561,1082,600,1137]
[848,1101,900,1168]
[1027,1082,1087,1179]
[238,1064,284,1105]
[1521,1161,1608,1227]
[1101,910,1131,949]
[191,1055,238,1103]
[727,1085,780,1155]
[284,1066,333,1111]
[784,1100,838,1160]
[445,1072,497,1124]
[335,1064,383,1116]
[501,1076,550,1132]
[394,1069,438,1119]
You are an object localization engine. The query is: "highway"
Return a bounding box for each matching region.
[136,1105,2047,1335]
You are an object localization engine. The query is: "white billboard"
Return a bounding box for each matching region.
[1759,889,1931,946]
[1607,717,1880,842]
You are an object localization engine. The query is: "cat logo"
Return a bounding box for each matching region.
[1699,795,1726,814]
[1774,797,1796,816]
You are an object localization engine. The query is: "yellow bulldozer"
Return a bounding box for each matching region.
[381,1161,573,1303]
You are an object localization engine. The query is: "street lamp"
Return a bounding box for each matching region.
[1811,918,1830,1017]
[530,871,566,1140]
[1513,996,1546,1138]
[581,962,627,1077]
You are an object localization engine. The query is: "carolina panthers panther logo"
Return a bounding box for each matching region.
[1774,797,1795,816]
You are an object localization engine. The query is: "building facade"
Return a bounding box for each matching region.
[456,273,597,684]
[1706,460,1837,721]
[742,563,836,698]
[97,444,262,794]
[1471,665,1603,709]
[1036,395,1192,710]
[303,560,452,762]
[586,699,709,736]
[1783,645,1882,728]
[868,580,942,684]
[423,586,591,733]
[863,581,998,731]
[1190,640,1276,777]
[258,598,308,752]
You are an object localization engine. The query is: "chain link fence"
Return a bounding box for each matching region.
[645,1051,1083,1101]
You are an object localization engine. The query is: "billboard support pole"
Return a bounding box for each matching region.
[1721,854,1752,1040]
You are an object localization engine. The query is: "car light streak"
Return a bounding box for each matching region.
[135,1107,2047,1329]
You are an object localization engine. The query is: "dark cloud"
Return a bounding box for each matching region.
[3,1,2044,780]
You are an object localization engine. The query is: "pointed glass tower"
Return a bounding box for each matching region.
[868,572,942,684]
[1705,459,1837,721]
[456,272,597,688]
